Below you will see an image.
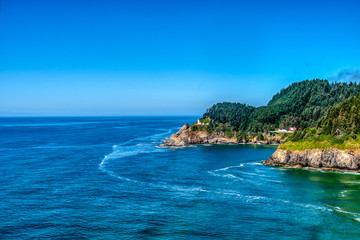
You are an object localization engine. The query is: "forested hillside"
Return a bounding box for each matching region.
[203,103,255,131]
[316,93,360,137]
[202,79,360,139]
[280,93,360,150]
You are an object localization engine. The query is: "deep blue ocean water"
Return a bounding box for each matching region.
[1,117,360,239]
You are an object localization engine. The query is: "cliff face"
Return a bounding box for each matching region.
[263,148,360,171]
[159,124,238,147]
[159,123,283,147]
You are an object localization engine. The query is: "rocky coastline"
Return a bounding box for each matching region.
[263,148,360,172]
[159,124,360,172]
[159,123,281,147]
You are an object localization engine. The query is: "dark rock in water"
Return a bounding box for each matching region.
[263,148,360,172]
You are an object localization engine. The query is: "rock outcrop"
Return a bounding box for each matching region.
[263,148,360,172]
[158,123,238,147]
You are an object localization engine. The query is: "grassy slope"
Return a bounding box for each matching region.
[279,134,360,151]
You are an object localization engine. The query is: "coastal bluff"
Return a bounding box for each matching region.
[159,123,281,147]
[263,148,360,172]
[159,123,238,147]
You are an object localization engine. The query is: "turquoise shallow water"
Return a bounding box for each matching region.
[1,117,360,239]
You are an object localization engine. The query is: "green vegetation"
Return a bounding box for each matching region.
[279,134,360,151]
[204,103,255,131]
[280,94,360,150]
[199,117,210,124]
[190,117,210,132]
[225,127,233,138]
[200,79,360,140]
[256,132,265,141]
[190,123,207,132]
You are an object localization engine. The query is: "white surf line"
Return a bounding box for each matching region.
[208,170,244,180]
[210,163,270,182]
[213,164,244,172]
[98,128,177,182]
[216,189,331,212]
[329,205,360,222]
[99,150,137,183]
[99,145,164,183]
[246,162,263,166]
[233,170,268,177]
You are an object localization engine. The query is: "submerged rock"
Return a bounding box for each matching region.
[263,148,360,172]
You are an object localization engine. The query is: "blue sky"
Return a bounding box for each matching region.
[1,0,360,116]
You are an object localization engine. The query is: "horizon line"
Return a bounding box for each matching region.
[0,115,201,118]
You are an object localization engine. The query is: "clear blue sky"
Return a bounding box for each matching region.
[1,0,360,116]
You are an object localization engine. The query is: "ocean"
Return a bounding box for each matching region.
[1,117,360,239]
